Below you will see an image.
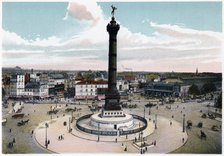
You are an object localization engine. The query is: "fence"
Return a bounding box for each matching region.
[76,113,147,136]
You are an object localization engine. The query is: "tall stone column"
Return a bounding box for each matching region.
[104,17,121,111]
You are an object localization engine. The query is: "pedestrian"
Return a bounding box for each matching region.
[154,140,156,146]
[122,143,123,146]
[58,136,60,140]
[31,130,34,134]
[170,121,172,126]
[145,146,147,151]
[182,138,184,143]
[48,140,50,144]
[115,138,117,143]
[140,149,143,154]
[13,138,15,143]
[135,137,137,142]
[172,115,174,118]
[124,145,127,151]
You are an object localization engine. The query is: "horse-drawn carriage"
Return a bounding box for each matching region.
[200,130,207,139]
[17,119,29,126]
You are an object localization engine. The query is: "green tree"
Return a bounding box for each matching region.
[2,88,6,99]
[146,74,159,81]
[200,82,217,94]
[188,84,200,95]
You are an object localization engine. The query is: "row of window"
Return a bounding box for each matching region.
[79,85,107,88]
[105,112,122,115]
[78,93,94,95]
[80,89,95,92]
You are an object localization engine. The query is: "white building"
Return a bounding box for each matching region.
[10,74,25,97]
[117,80,129,91]
[24,82,49,99]
[75,81,108,100]
[180,85,191,97]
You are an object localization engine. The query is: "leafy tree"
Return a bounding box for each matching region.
[2,88,6,99]
[146,74,159,81]
[83,71,95,81]
[200,82,217,94]
[188,84,200,95]
[76,72,84,80]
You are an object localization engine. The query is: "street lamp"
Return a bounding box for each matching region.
[140,131,143,148]
[144,107,145,118]
[138,122,141,140]
[183,114,185,133]
[45,123,49,148]
[155,114,157,129]
[71,110,74,122]
[50,106,52,120]
[68,117,71,132]
[97,123,100,142]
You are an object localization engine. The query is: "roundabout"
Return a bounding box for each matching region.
[34,114,188,153]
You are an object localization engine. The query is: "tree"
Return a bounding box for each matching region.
[200,82,217,94]
[146,74,159,82]
[188,84,200,95]
[215,93,222,109]
[2,88,6,99]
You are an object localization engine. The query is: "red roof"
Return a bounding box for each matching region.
[124,76,136,81]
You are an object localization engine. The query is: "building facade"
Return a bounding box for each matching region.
[75,81,108,100]
[144,82,180,97]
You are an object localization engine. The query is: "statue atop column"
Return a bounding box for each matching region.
[111,5,117,17]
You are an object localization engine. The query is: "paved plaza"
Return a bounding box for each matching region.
[34,114,187,153]
[2,96,222,154]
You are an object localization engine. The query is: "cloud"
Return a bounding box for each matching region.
[63,0,103,27]
[2,1,223,72]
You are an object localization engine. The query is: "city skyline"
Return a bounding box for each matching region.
[2,1,223,72]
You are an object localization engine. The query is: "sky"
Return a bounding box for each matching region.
[2,1,223,72]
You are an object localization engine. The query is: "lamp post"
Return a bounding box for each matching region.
[68,117,71,132]
[183,114,185,133]
[141,131,143,148]
[97,123,100,142]
[45,123,49,148]
[144,107,145,118]
[71,110,74,122]
[86,82,88,104]
[50,106,52,120]
[138,122,141,140]
[155,114,157,129]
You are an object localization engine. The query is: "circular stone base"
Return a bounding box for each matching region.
[90,113,134,129]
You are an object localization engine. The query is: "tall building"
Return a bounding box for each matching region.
[10,74,25,97]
